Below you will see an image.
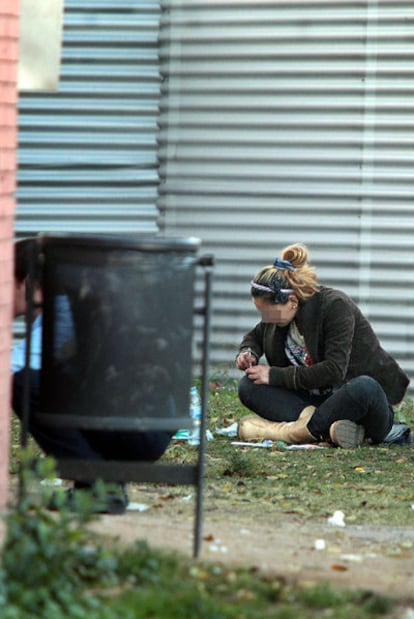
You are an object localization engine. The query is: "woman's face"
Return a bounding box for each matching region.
[253,296,298,327]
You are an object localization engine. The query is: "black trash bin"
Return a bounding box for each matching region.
[34,233,202,433]
[21,232,213,558]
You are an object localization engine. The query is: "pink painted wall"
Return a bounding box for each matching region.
[0,0,18,507]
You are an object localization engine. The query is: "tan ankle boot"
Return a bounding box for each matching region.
[238,416,280,441]
[238,406,316,444]
[275,406,316,444]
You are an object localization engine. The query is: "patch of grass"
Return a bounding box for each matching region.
[179,381,414,528]
[223,447,263,477]
[6,375,414,617]
[3,453,400,619]
[102,552,396,618]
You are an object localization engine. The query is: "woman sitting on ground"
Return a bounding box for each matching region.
[235,243,409,448]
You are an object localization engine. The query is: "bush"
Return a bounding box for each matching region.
[0,451,118,618]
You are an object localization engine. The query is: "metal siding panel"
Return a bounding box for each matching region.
[158,0,414,393]
[17,0,162,236]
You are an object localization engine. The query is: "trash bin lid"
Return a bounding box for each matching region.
[38,233,201,254]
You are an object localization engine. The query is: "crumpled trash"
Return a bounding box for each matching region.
[340,554,363,562]
[127,502,150,512]
[172,429,213,441]
[327,510,346,527]
[314,539,326,550]
[172,429,191,440]
[40,478,63,487]
[383,422,411,445]
[215,422,238,438]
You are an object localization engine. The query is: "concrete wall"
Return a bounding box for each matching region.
[0,0,18,507]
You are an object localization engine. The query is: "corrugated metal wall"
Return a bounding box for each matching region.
[158,0,414,394]
[14,0,162,343]
[17,0,161,236]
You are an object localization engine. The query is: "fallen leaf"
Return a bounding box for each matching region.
[209,381,221,391]
[203,534,215,542]
[221,483,233,493]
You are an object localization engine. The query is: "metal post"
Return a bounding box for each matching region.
[193,255,214,558]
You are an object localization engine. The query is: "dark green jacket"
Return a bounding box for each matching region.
[238,286,409,405]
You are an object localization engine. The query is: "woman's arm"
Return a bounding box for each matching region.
[236,324,263,369]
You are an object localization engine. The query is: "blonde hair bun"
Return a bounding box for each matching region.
[281,243,309,269]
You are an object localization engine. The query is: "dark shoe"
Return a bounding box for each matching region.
[48,483,129,515]
[329,420,365,449]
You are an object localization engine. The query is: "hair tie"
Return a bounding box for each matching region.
[273,257,295,272]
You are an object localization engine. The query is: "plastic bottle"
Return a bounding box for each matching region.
[188,385,202,446]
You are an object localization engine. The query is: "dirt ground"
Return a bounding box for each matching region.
[89,483,414,603]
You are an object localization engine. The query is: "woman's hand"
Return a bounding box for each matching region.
[245,365,270,384]
[235,350,257,370]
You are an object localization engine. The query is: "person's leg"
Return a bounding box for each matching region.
[13,369,172,462]
[237,374,323,442]
[13,369,128,513]
[307,375,394,443]
[13,369,102,460]
[238,374,313,421]
[83,391,174,462]
[84,429,171,462]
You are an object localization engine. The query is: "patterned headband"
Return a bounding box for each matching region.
[250,281,294,294]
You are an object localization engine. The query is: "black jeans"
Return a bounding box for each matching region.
[238,374,394,443]
[13,369,171,463]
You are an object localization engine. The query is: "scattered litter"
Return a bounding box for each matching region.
[411,504,414,511]
[127,502,150,512]
[40,478,63,487]
[331,564,348,572]
[231,440,273,448]
[172,429,191,440]
[208,544,228,554]
[240,528,250,535]
[314,539,326,551]
[340,554,363,563]
[215,422,238,438]
[327,510,346,527]
[182,494,193,501]
[172,429,213,442]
